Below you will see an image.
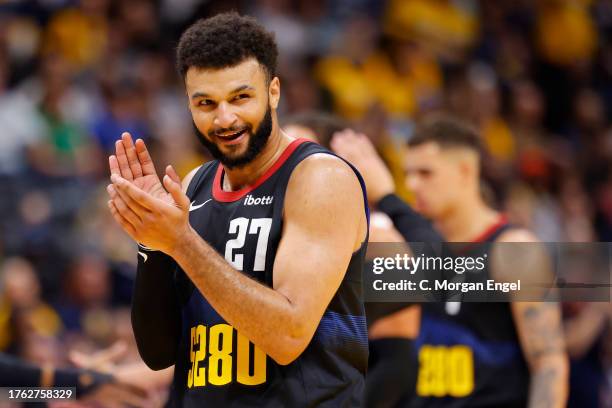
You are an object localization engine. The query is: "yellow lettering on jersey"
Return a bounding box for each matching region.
[194,325,207,387]
[416,345,474,397]
[187,323,267,387]
[208,324,233,386]
[236,331,266,385]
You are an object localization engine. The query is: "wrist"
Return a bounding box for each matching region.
[372,189,395,207]
[168,224,197,259]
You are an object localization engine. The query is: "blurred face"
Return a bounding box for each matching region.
[186,58,280,169]
[404,142,468,219]
[2,258,40,308]
[70,255,110,306]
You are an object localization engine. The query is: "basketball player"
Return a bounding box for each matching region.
[106,13,369,407]
[332,116,568,407]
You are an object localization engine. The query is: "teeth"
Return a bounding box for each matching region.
[218,130,242,138]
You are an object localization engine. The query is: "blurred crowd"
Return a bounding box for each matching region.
[0,0,611,406]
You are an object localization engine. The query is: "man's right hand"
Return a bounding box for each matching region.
[330,129,395,205]
[108,132,181,206]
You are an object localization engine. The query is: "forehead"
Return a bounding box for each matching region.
[185,58,267,96]
[405,142,443,164]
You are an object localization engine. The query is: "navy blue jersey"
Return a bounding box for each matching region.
[408,218,529,408]
[170,139,369,407]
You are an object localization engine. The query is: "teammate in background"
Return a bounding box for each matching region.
[106,13,368,407]
[332,115,568,407]
[284,111,421,408]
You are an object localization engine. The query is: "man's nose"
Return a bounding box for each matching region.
[214,101,238,129]
[406,174,420,192]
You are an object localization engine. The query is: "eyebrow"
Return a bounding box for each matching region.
[191,85,255,100]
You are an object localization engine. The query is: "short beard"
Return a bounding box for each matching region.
[193,106,273,170]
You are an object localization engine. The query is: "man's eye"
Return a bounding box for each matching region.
[199,100,214,106]
[234,94,249,101]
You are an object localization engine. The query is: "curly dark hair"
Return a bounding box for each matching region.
[176,12,278,81]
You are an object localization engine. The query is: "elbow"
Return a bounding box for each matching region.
[270,353,297,366]
[141,352,175,371]
[268,323,313,366]
[143,359,175,371]
[269,345,305,366]
[133,335,177,371]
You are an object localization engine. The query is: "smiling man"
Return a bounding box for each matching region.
[105,12,369,407]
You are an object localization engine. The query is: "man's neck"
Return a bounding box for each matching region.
[222,126,293,191]
[434,195,501,242]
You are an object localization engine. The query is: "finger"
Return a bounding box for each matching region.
[165,165,182,186]
[110,194,142,230]
[330,132,352,156]
[108,200,138,239]
[122,132,144,178]
[112,174,158,211]
[135,138,157,176]
[109,155,121,178]
[163,174,190,210]
[87,341,127,369]
[67,351,91,369]
[109,183,149,218]
[115,139,134,180]
[355,132,376,151]
[342,129,361,145]
[111,192,146,226]
[330,131,345,150]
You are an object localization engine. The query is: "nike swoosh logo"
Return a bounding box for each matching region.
[138,251,148,263]
[189,198,212,211]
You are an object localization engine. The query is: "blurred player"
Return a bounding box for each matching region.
[333,115,568,407]
[106,13,369,407]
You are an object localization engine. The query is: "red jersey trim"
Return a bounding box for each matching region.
[212,138,311,202]
[471,214,508,243]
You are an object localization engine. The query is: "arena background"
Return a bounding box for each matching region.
[0,0,611,406]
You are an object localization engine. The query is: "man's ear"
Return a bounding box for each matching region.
[269,76,280,110]
[458,153,479,185]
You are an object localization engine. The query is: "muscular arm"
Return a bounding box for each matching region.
[170,155,366,364]
[130,167,200,370]
[499,230,569,408]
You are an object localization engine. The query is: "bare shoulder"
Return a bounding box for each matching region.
[181,165,203,194]
[284,153,366,248]
[492,227,550,285]
[286,153,363,205]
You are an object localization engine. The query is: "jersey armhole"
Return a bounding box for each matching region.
[185,161,216,199]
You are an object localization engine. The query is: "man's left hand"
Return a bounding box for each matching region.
[107,171,193,255]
